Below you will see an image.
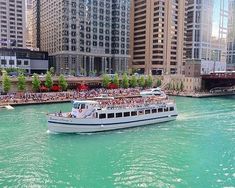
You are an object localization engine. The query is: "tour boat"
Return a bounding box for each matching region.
[47,97,178,133]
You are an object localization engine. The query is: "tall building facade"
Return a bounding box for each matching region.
[32,0,40,49]
[0,0,26,48]
[186,0,228,73]
[33,0,131,75]
[26,0,33,48]
[227,0,235,70]
[130,0,187,75]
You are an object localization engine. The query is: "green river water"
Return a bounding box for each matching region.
[0,96,234,187]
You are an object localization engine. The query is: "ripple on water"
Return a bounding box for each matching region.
[0,98,235,187]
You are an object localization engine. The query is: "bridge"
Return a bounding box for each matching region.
[202,72,235,91]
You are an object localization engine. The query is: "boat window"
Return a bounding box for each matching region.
[99,113,106,119]
[158,108,163,112]
[164,107,168,112]
[131,111,137,116]
[170,107,174,111]
[116,112,122,118]
[108,113,114,118]
[145,109,150,114]
[124,112,130,117]
[73,103,80,109]
[152,109,157,113]
[138,110,144,115]
[81,103,86,109]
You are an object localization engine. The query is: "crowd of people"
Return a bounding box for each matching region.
[0,88,143,105]
[99,96,167,109]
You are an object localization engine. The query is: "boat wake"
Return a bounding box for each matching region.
[46,130,59,134]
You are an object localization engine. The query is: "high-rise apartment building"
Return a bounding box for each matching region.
[0,0,26,48]
[186,0,228,73]
[33,0,131,75]
[130,0,187,75]
[227,0,235,70]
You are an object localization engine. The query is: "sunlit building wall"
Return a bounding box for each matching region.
[130,0,187,75]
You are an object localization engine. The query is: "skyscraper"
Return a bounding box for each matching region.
[186,0,228,73]
[0,0,26,48]
[227,0,235,70]
[130,0,187,75]
[33,0,131,75]
[26,0,33,48]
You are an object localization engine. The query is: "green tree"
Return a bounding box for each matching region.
[113,73,119,87]
[176,82,180,91]
[172,82,175,90]
[2,72,11,93]
[138,75,146,88]
[122,73,129,88]
[129,75,138,88]
[1,69,7,76]
[156,79,162,87]
[102,74,111,88]
[17,69,26,75]
[49,67,55,75]
[145,74,153,88]
[32,73,41,92]
[17,73,26,92]
[45,71,53,90]
[58,74,68,91]
[180,81,184,91]
[166,83,171,90]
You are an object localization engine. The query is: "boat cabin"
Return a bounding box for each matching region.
[71,100,98,118]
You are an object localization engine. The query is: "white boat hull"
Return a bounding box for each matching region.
[47,113,177,133]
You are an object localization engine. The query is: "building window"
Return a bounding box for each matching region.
[24,60,29,65]
[9,60,14,65]
[1,59,6,65]
[17,60,21,65]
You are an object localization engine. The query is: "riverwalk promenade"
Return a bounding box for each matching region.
[0,88,141,107]
[1,88,234,108]
[166,91,235,98]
